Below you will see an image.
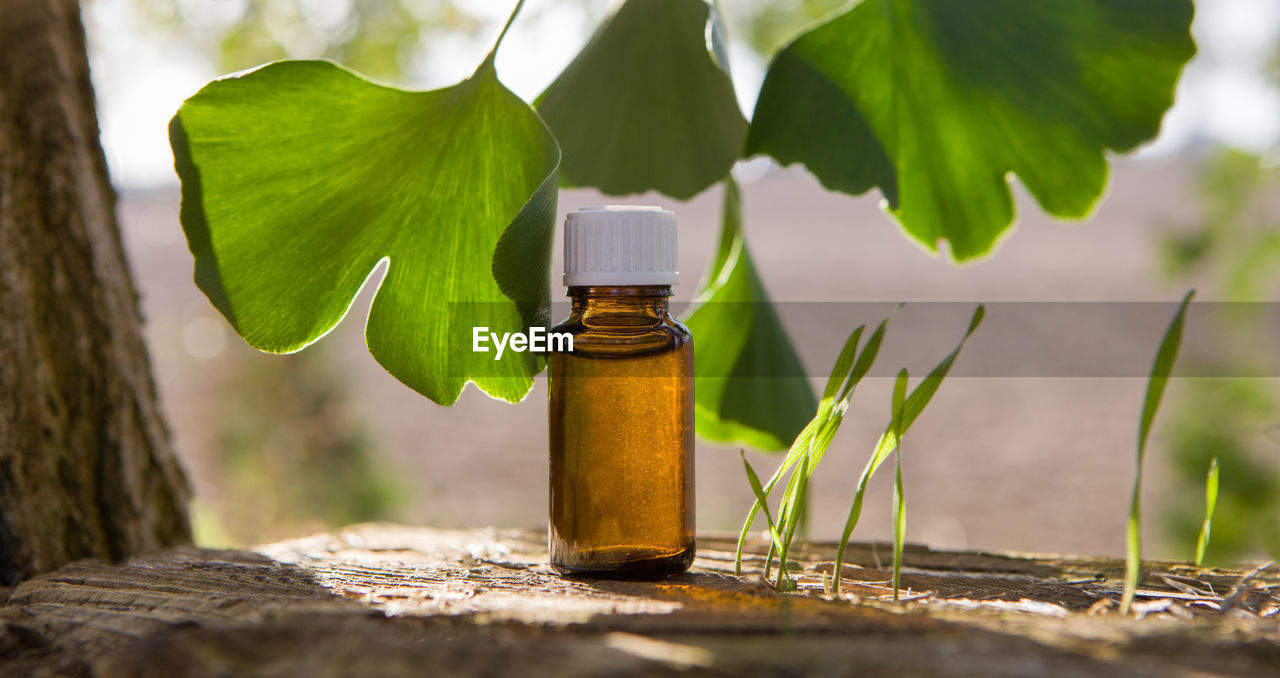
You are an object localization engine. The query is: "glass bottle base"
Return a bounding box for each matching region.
[550,543,696,579]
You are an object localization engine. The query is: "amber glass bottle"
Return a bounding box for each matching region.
[547,207,694,577]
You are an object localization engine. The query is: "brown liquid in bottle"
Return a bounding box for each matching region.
[548,285,694,577]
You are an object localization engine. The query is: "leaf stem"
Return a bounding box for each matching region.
[488,0,528,62]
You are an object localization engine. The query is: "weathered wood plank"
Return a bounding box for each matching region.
[1,524,1276,677]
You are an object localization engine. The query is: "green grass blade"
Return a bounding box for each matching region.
[902,305,984,425]
[834,306,983,591]
[891,369,908,601]
[839,305,900,402]
[775,453,813,591]
[832,459,873,592]
[736,318,873,575]
[734,416,819,574]
[741,452,786,563]
[1122,290,1194,615]
[892,456,906,600]
[771,417,836,580]
[737,421,820,576]
[871,305,984,458]
[801,306,898,552]
[1139,293,1194,453]
[769,442,811,580]
[891,369,908,431]
[768,400,856,580]
[1195,456,1219,567]
[823,325,866,402]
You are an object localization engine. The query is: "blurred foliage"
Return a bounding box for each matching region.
[131,0,838,83]
[732,0,846,58]
[195,343,407,547]
[1269,39,1280,88]
[132,0,487,80]
[1158,149,1280,563]
[1161,150,1280,300]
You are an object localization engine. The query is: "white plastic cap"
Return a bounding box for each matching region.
[563,206,679,287]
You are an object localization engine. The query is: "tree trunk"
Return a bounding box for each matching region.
[0,0,190,584]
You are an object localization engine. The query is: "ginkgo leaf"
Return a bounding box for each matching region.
[537,0,746,199]
[682,177,816,451]
[747,0,1195,261]
[170,55,559,405]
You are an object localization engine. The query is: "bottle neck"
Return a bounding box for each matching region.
[567,285,673,320]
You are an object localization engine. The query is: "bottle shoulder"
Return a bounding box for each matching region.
[551,315,690,359]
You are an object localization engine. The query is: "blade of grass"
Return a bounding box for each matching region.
[777,308,898,557]
[735,416,819,575]
[868,305,985,461]
[741,451,786,567]
[898,305,984,430]
[833,305,984,590]
[1122,290,1194,615]
[775,453,812,591]
[890,369,908,601]
[735,320,873,575]
[743,307,898,579]
[839,305,900,402]
[767,407,854,579]
[770,425,824,579]
[1194,456,1219,567]
[756,423,819,579]
[823,325,866,402]
[797,483,811,543]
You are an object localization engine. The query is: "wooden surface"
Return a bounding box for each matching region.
[1,524,1277,677]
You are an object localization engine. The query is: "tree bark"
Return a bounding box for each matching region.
[0,0,190,584]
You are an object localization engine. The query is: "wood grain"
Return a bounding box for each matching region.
[1,524,1276,676]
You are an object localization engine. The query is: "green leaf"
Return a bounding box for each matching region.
[170,55,560,405]
[537,0,746,199]
[683,177,817,451]
[746,0,1195,261]
[1195,456,1219,567]
[1123,289,1194,614]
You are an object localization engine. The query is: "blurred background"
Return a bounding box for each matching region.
[86,0,1280,561]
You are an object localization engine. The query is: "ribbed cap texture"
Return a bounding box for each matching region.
[563,206,679,287]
